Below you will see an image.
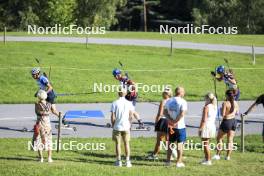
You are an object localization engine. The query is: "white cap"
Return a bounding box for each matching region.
[37,90,47,100]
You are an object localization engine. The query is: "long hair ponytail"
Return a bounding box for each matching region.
[226,90,235,113]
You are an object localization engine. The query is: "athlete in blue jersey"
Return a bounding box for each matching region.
[31,67,57,105]
[211,65,240,100]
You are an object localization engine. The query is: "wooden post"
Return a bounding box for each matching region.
[56,112,62,153]
[170,36,173,56]
[48,66,51,80]
[4,26,6,44]
[252,45,255,65]
[241,114,245,153]
[86,36,88,49]
[143,0,147,32]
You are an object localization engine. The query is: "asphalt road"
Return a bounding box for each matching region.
[0,101,263,138]
[2,36,264,54]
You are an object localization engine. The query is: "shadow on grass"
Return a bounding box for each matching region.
[68,150,164,166]
[0,126,32,133]
[0,156,36,162]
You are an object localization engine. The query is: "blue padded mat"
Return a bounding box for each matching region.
[64,110,105,119]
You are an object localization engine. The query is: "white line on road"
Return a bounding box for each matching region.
[0,116,34,121]
[0,66,264,72]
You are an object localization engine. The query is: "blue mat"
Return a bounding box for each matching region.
[64,110,105,119]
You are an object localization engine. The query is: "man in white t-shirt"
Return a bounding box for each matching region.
[164,87,187,168]
[111,88,133,167]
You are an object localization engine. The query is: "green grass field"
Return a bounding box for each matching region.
[2,31,264,46]
[0,42,263,103]
[0,135,263,176]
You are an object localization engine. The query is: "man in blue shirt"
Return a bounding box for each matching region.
[164,87,187,168]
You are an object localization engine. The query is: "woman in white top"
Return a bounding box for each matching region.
[198,93,217,165]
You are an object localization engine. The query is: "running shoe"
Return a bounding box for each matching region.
[125,160,132,167]
[212,155,221,160]
[176,162,185,168]
[146,154,158,160]
[114,160,122,167]
[201,160,212,166]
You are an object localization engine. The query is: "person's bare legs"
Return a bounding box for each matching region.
[154,132,165,155]
[166,141,172,162]
[48,149,52,159]
[115,139,121,161]
[226,130,235,158]
[132,111,139,120]
[123,135,130,161]
[216,130,226,155]
[202,138,210,161]
[176,142,184,164]
[38,150,43,159]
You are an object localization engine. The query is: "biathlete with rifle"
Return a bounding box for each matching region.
[31,67,57,109]
[112,68,144,128]
[211,65,240,100]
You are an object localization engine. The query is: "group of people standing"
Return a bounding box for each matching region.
[110,85,239,167]
[110,65,262,168]
[29,65,263,166]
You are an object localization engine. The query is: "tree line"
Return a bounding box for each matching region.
[0,0,263,34]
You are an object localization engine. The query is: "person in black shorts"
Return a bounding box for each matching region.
[213,90,239,161]
[243,94,264,142]
[146,88,177,160]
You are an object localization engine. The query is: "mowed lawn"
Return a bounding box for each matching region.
[2,31,264,46]
[0,135,263,176]
[0,42,263,103]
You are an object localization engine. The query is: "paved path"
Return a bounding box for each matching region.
[0,101,263,138]
[2,36,264,54]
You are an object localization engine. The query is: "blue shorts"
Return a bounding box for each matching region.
[169,128,186,143]
[47,90,56,104]
[235,89,240,101]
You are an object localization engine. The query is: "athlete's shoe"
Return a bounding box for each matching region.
[38,158,44,163]
[146,154,158,160]
[114,160,122,167]
[212,155,221,160]
[176,162,185,168]
[138,123,145,129]
[125,160,132,167]
[62,117,67,125]
[225,156,231,160]
[165,161,171,166]
[201,160,212,166]
[48,158,53,163]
